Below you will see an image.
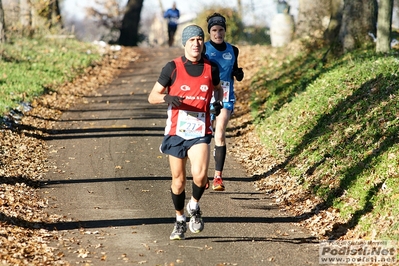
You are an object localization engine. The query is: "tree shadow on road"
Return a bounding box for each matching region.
[43,215,308,231]
[203,236,318,244]
[40,175,257,186]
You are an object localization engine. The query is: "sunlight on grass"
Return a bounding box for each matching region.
[251,44,399,239]
[0,37,102,116]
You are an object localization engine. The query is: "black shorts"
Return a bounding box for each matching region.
[168,25,177,36]
[160,134,212,159]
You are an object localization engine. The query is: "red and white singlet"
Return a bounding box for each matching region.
[164,58,214,139]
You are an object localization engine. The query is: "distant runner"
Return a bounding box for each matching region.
[163,2,180,47]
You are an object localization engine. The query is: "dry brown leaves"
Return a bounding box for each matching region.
[0,45,137,265]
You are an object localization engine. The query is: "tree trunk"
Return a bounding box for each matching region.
[295,0,333,39]
[324,0,344,44]
[338,0,378,52]
[395,0,399,28]
[157,0,164,14]
[48,0,62,28]
[376,0,394,53]
[20,0,32,36]
[0,0,5,43]
[237,0,242,18]
[118,0,144,46]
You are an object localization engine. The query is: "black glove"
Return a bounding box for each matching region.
[210,100,223,116]
[163,94,184,107]
[232,67,244,81]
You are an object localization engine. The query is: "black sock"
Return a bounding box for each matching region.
[214,145,227,172]
[171,189,185,211]
[192,182,206,202]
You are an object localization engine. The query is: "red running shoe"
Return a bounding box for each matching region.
[212,176,225,191]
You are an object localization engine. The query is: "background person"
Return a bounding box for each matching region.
[204,12,244,191]
[163,2,180,47]
[148,25,223,240]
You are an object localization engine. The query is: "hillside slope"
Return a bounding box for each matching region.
[229,42,399,243]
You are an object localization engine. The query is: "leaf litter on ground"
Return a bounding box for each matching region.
[2,39,389,264]
[0,45,136,265]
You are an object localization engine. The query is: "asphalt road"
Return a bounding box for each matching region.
[42,47,319,266]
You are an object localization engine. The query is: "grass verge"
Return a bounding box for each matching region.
[250,41,399,240]
[0,37,102,116]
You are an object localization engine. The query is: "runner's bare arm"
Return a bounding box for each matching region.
[148,82,184,107]
[148,82,167,104]
[213,82,223,102]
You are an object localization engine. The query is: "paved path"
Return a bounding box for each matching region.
[42,47,319,265]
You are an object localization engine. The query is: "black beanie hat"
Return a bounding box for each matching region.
[207,16,226,33]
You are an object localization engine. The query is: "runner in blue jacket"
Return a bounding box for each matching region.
[204,13,244,191]
[164,2,180,47]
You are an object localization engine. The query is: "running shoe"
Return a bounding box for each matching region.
[169,221,187,240]
[212,176,225,191]
[186,203,204,233]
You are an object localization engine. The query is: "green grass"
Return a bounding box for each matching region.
[250,43,399,240]
[0,37,102,116]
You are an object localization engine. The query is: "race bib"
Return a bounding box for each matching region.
[221,80,230,102]
[176,110,206,140]
[169,17,179,24]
